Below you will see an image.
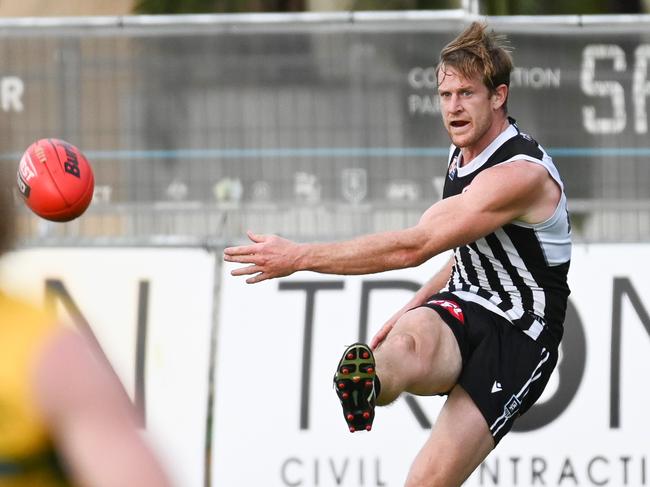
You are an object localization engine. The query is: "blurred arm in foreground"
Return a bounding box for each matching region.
[0,170,171,487]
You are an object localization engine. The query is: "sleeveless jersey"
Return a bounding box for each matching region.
[0,294,71,486]
[442,118,571,348]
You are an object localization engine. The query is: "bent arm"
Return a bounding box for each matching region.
[370,256,455,349]
[32,328,172,487]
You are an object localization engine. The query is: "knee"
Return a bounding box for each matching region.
[390,308,444,356]
[385,321,437,377]
[387,330,418,357]
[386,309,427,351]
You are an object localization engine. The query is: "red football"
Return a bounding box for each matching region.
[17,139,94,222]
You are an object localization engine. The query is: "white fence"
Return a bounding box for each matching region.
[3,12,650,244]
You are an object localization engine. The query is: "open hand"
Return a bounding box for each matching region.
[223,230,299,284]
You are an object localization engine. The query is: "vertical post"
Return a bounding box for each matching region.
[134,280,150,426]
[462,0,480,15]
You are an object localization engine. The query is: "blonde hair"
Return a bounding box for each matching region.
[437,21,513,94]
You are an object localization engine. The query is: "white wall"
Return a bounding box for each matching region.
[214,244,650,487]
[0,247,215,487]
[1,244,648,487]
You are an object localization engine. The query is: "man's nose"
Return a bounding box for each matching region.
[448,95,463,113]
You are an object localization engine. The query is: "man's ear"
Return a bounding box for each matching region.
[492,84,508,110]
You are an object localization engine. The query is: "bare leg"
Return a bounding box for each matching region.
[374,307,462,405]
[371,307,493,485]
[405,385,494,487]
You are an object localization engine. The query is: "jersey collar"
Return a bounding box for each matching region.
[455,122,519,178]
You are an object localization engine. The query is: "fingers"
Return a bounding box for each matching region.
[223,244,256,257]
[223,230,264,256]
[370,333,384,350]
[246,273,268,284]
[223,231,268,284]
[230,265,261,277]
[370,327,386,350]
[227,265,269,284]
[247,230,265,243]
[224,231,285,285]
[224,253,260,265]
[370,319,397,350]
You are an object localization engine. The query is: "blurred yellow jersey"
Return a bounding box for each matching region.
[0,294,70,486]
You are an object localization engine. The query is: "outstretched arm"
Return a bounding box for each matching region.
[32,328,172,487]
[224,161,553,284]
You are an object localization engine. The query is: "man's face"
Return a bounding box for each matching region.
[437,65,499,150]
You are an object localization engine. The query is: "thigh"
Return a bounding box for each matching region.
[405,385,494,487]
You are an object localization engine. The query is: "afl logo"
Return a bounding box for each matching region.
[18,152,37,182]
[17,151,36,197]
[428,299,465,323]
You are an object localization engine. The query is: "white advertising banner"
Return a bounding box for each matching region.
[214,244,650,487]
[0,247,215,487]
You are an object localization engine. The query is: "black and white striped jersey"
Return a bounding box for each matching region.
[441,119,571,348]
